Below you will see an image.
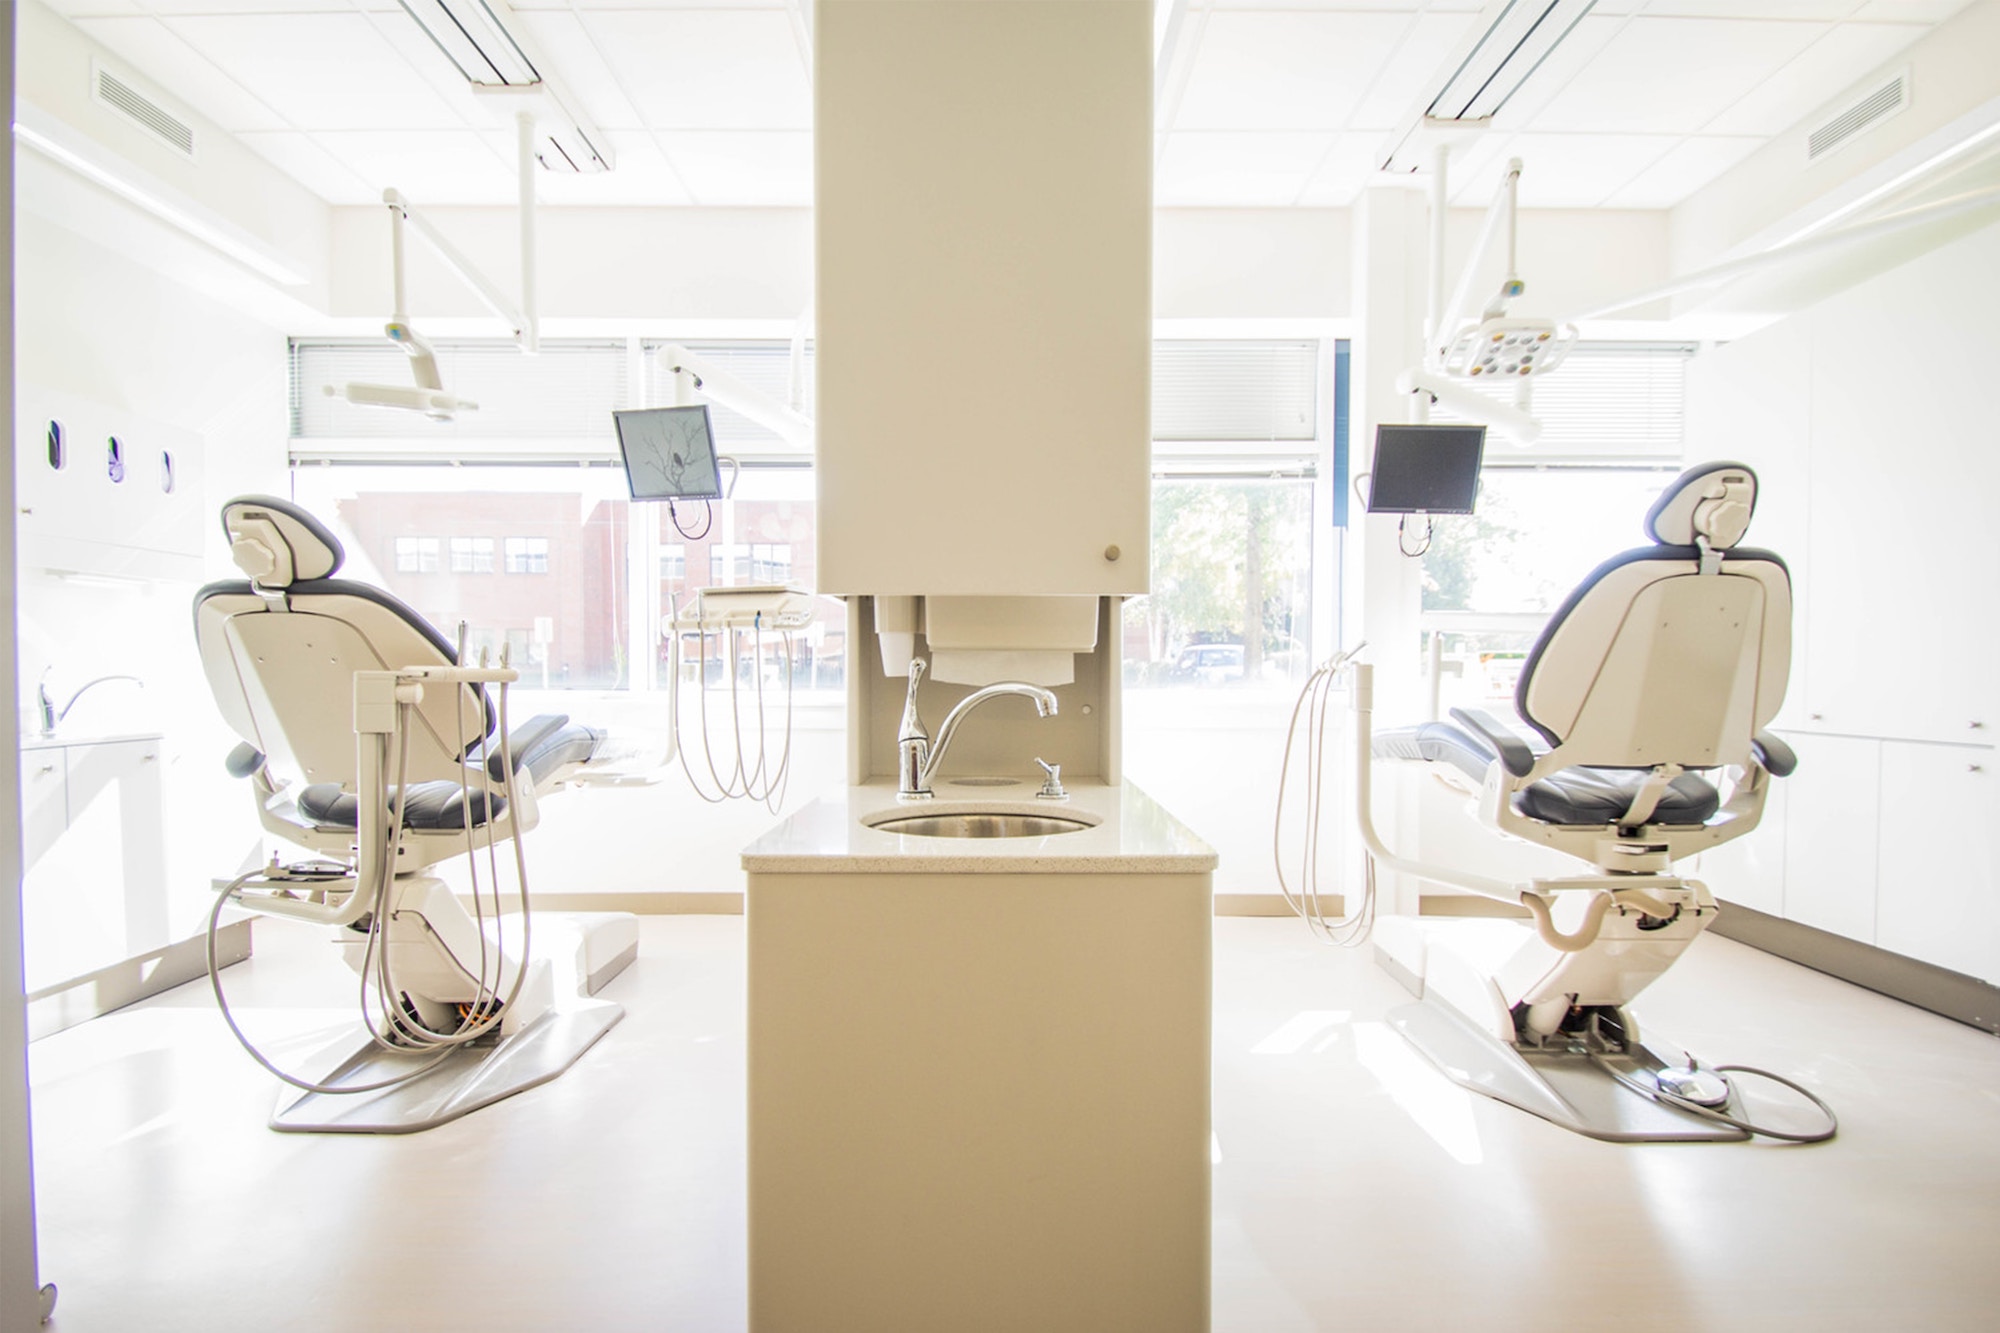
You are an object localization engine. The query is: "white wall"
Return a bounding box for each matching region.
[1671,0,2000,276]
[15,210,291,944]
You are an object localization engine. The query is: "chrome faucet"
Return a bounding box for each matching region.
[897,658,1058,799]
[37,673,143,737]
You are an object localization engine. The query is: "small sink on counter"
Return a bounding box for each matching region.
[862,808,1098,839]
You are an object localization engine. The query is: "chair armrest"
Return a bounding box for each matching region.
[225,742,265,779]
[1448,707,1537,778]
[1752,730,1798,778]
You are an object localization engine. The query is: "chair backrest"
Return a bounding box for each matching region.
[194,495,491,792]
[1515,462,1791,771]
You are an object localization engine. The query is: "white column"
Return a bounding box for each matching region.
[1348,182,1432,915]
[2,1,48,1321]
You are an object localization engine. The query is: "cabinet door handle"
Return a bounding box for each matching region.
[34,764,54,776]
[1971,764,1985,774]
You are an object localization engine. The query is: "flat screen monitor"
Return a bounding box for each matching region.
[613,405,723,501]
[1366,424,1486,515]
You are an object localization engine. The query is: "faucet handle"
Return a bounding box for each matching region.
[1034,758,1067,800]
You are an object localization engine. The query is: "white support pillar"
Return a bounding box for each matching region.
[2,3,48,1321]
[1348,182,1433,915]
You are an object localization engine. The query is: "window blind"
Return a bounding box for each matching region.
[290,339,629,443]
[1152,340,1318,443]
[1430,343,1693,464]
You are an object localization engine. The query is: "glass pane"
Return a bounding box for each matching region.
[1123,474,1321,897]
[651,470,846,700]
[290,465,632,689]
[1422,468,1677,615]
[1123,477,1315,689]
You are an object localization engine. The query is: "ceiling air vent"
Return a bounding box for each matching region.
[1807,69,1909,164]
[93,65,196,160]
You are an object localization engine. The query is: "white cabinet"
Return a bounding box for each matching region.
[1779,732,1881,943]
[813,0,1152,598]
[19,735,169,993]
[1692,773,1787,917]
[1796,235,2000,745]
[1875,741,1998,984]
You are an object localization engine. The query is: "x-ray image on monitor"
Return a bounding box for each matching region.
[614,405,723,501]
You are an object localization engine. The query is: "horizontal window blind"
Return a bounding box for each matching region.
[641,340,815,450]
[1153,340,1318,443]
[290,339,629,443]
[1431,343,1693,463]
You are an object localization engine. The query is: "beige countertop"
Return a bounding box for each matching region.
[741,779,1218,875]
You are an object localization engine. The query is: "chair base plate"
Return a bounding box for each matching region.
[1390,997,1747,1143]
[270,999,623,1134]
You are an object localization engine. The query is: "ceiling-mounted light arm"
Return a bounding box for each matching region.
[1399,368,1543,446]
[516,110,539,355]
[384,174,535,350]
[1434,158,1525,366]
[657,344,815,450]
[1567,180,2000,321]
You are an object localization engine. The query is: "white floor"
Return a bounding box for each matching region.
[26,914,2000,1331]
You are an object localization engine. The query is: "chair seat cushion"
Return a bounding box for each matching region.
[1515,767,1719,826]
[1374,722,1720,826]
[298,781,504,832]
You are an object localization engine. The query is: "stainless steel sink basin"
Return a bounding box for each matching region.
[868,811,1094,839]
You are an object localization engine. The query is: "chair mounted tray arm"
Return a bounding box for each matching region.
[1752,730,1798,778]
[1449,707,1537,778]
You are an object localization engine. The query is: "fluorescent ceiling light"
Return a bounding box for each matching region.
[396,0,614,173]
[398,0,540,87]
[1378,0,1598,172]
[12,115,309,287]
[1429,0,1596,122]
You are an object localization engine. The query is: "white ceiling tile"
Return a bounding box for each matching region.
[40,0,145,17]
[659,131,812,206]
[1295,134,1388,207]
[1155,131,1335,207]
[1850,0,1975,18]
[1704,22,1928,135]
[510,11,647,131]
[1460,13,1628,130]
[1598,135,1764,208]
[74,17,289,134]
[583,10,810,130]
[1173,10,1420,131]
[308,130,518,204]
[1448,132,1682,208]
[1346,11,1479,131]
[160,14,469,131]
[522,131,696,206]
[1641,1,1862,16]
[1526,17,1829,135]
[234,130,378,205]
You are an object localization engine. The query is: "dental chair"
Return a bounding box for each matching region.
[1356,462,1821,1142]
[194,495,636,1132]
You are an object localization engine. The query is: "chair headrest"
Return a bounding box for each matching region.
[1644,462,1758,549]
[220,495,345,587]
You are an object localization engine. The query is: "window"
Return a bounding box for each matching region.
[394,536,439,573]
[504,537,550,574]
[660,544,686,584]
[449,536,494,573]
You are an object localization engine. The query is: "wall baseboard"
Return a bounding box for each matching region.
[1711,900,2000,1035]
[27,919,253,1041]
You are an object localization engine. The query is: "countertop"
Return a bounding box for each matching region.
[741,779,1218,875]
